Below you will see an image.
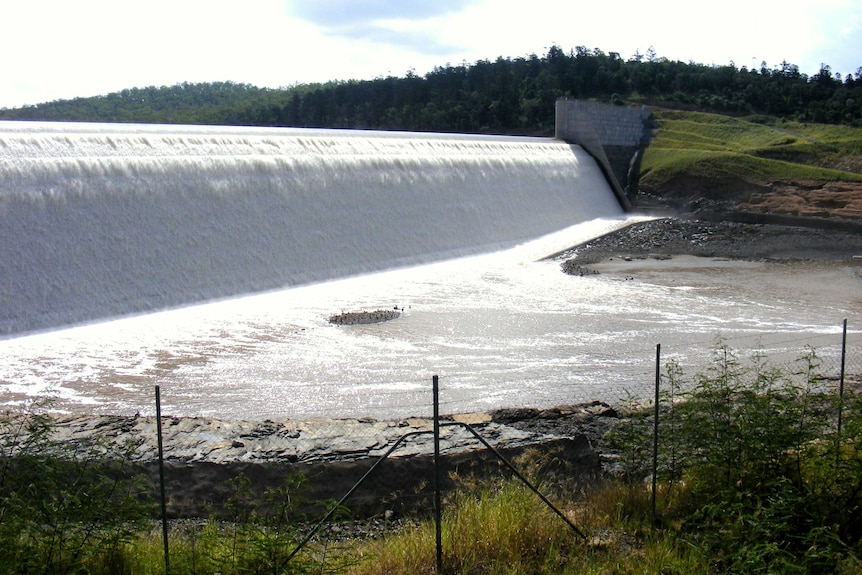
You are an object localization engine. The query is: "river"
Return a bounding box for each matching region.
[1,216,857,420]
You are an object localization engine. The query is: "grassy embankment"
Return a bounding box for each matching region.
[636,110,862,217]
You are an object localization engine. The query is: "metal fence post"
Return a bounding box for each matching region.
[839,319,847,433]
[433,374,443,575]
[652,343,660,526]
[155,386,170,575]
[838,320,847,465]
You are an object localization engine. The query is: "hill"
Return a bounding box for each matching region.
[2,46,860,132]
[632,110,862,224]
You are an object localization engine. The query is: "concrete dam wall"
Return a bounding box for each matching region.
[555,99,652,207]
[0,121,624,336]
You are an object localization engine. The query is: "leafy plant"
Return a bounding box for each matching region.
[0,401,150,575]
[605,345,861,573]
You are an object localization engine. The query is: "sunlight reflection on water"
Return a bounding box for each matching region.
[0,217,858,420]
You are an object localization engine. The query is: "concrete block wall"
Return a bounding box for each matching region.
[555,99,650,146]
[555,99,652,210]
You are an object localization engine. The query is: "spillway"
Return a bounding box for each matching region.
[0,121,623,336]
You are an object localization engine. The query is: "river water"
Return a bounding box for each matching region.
[1,216,857,420]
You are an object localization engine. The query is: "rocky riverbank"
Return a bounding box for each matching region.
[6,403,618,518]
[557,218,862,272]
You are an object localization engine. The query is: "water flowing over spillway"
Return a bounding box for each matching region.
[0,121,623,336]
[5,122,852,421]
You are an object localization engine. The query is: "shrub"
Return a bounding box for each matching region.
[0,401,150,575]
[605,345,862,573]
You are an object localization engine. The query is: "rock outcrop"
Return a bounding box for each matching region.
[1,407,614,517]
[328,309,401,325]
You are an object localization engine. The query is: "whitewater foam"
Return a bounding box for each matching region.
[0,122,623,336]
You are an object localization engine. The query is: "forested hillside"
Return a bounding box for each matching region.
[2,46,860,133]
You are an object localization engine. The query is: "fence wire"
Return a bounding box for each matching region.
[0,318,859,573]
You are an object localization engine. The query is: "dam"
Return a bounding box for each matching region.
[0,117,853,419]
[0,121,624,336]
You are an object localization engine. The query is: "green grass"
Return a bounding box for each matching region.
[36,482,707,575]
[639,110,862,188]
[346,481,709,575]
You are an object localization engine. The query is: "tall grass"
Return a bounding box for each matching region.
[347,479,713,575]
[350,481,583,575]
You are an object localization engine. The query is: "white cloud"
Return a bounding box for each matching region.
[1,0,858,109]
[287,0,477,28]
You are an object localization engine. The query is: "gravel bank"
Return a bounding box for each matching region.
[556,218,862,270]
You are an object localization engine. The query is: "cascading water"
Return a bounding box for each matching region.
[0,121,623,336]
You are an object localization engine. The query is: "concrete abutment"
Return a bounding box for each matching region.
[555,99,652,210]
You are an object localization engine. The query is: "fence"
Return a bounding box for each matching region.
[147,374,596,573]
[604,320,862,522]
[0,319,859,573]
[146,320,860,569]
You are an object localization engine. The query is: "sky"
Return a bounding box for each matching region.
[2,0,860,110]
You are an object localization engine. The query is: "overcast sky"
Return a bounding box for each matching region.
[2,0,860,109]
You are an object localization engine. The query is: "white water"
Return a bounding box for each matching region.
[0,121,621,335]
[0,122,857,419]
[0,215,857,420]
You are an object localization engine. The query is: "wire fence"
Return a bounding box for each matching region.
[145,319,861,568]
[1,319,859,573]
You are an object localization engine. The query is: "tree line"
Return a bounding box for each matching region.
[2,45,861,132]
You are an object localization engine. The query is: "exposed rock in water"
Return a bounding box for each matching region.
[329,309,401,325]
[560,262,599,276]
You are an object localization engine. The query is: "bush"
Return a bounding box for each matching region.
[0,401,150,575]
[605,345,862,573]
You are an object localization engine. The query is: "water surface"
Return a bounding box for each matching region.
[1,217,856,420]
